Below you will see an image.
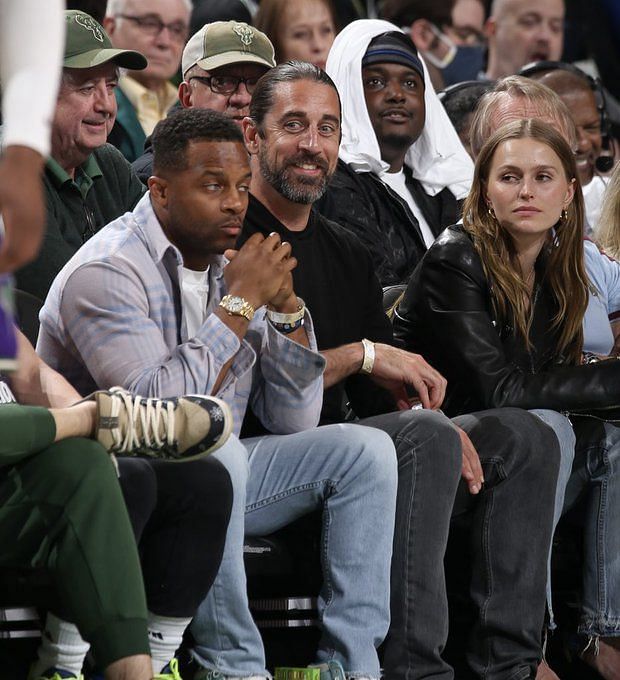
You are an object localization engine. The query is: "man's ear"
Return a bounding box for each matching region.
[409,19,436,52]
[243,117,260,155]
[484,16,497,40]
[178,81,192,108]
[102,15,116,36]
[148,175,168,209]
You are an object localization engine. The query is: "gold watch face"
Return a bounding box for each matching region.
[226,297,245,313]
[221,295,254,319]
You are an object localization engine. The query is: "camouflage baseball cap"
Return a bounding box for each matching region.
[63,10,147,70]
[182,21,275,76]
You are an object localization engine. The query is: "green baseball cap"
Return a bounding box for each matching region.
[182,21,275,76]
[63,10,147,70]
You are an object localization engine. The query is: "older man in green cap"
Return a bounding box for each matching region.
[14,10,147,303]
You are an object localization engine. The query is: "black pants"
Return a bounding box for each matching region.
[118,456,233,617]
[360,407,560,680]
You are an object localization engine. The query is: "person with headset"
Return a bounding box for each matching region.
[519,60,616,229]
[438,80,494,158]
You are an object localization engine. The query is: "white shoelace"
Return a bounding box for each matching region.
[110,390,176,453]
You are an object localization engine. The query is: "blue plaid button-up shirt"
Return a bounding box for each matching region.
[38,194,326,436]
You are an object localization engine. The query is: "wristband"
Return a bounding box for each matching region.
[269,317,305,334]
[266,297,305,325]
[359,338,375,375]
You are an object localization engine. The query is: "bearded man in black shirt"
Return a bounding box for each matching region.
[238,60,566,680]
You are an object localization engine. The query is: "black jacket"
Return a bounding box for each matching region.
[316,159,460,287]
[393,224,620,417]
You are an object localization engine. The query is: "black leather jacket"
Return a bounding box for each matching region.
[393,224,620,417]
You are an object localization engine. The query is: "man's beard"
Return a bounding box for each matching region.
[259,149,332,204]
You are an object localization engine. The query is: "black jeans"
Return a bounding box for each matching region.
[359,408,560,680]
[117,456,233,616]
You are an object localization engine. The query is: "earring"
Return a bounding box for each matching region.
[487,205,497,220]
[561,208,568,222]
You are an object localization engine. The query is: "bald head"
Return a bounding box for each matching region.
[485,0,565,79]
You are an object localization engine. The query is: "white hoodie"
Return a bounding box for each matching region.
[325,19,474,200]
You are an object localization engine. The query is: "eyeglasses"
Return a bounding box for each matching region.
[188,75,261,96]
[116,14,188,41]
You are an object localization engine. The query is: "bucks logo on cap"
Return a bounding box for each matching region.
[232,23,254,47]
[75,13,105,43]
[63,10,147,70]
[182,20,276,76]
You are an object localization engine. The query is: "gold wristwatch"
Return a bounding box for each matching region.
[219,295,255,321]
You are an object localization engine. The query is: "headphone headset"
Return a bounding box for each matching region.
[437,79,493,103]
[518,60,615,173]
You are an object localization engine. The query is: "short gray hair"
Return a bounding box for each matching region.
[106,0,192,17]
[469,75,577,158]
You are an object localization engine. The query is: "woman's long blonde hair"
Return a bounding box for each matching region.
[595,161,620,260]
[462,118,588,365]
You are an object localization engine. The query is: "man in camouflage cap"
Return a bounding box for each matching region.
[132,21,276,183]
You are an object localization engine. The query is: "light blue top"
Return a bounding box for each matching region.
[583,238,620,355]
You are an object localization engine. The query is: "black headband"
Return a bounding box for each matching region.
[362,32,425,84]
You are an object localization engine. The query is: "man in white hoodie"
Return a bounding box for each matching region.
[316,20,473,286]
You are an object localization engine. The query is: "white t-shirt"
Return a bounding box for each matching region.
[380,170,436,248]
[583,175,609,235]
[181,266,210,339]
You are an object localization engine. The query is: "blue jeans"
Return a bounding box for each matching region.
[531,412,620,637]
[567,419,620,637]
[190,424,398,678]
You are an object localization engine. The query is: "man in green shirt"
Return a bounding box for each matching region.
[15,11,148,302]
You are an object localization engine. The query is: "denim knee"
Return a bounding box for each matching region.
[494,408,562,481]
[212,435,250,496]
[394,409,461,471]
[344,423,398,488]
[530,409,575,473]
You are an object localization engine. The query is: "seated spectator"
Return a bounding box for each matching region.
[5,330,232,680]
[103,0,191,162]
[38,107,399,680]
[394,119,620,680]
[439,80,494,158]
[132,20,276,184]
[520,61,615,229]
[470,76,619,361]
[379,0,487,89]
[239,60,563,680]
[469,75,577,157]
[14,10,147,303]
[466,77,620,678]
[317,19,473,286]
[484,0,565,80]
[254,0,337,70]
